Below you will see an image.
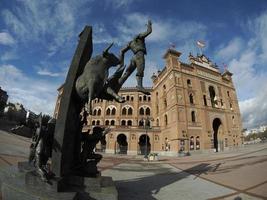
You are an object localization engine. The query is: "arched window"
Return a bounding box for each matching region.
[145,107,150,115]
[143,95,147,101]
[190,136,194,150]
[97,109,101,116]
[93,109,97,116]
[156,105,159,114]
[105,120,109,125]
[232,116,235,124]
[196,136,200,150]
[126,95,130,101]
[139,96,142,101]
[111,108,116,115]
[127,120,132,126]
[128,107,133,115]
[156,119,159,126]
[111,120,115,126]
[139,107,144,115]
[163,85,166,90]
[189,94,194,104]
[106,108,111,115]
[164,98,167,108]
[122,107,127,115]
[164,114,168,126]
[148,96,151,101]
[203,95,207,106]
[121,120,126,126]
[131,96,134,101]
[209,86,216,107]
[139,120,144,127]
[96,120,100,125]
[187,79,191,86]
[191,111,196,122]
[92,120,95,125]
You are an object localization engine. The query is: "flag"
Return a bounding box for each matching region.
[169,42,176,49]
[223,63,228,71]
[196,40,205,48]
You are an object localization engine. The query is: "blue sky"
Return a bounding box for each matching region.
[0,0,267,129]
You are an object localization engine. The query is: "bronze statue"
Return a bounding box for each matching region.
[78,126,111,176]
[28,116,56,181]
[119,20,152,95]
[75,43,125,115]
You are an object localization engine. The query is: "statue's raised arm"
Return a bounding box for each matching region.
[138,20,152,39]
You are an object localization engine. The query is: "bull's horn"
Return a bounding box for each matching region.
[104,42,114,53]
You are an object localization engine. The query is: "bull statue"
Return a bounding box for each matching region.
[75,43,125,115]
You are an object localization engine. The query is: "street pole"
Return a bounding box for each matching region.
[145,125,148,159]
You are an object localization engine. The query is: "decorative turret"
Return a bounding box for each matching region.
[163,48,182,70]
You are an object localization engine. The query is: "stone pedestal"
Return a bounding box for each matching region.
[1,162,117,200]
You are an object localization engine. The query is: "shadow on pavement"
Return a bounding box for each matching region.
[114,163,213,200]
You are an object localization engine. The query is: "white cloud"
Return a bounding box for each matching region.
[0,64,58,115]
[239,86,267,129]
[0,50,18,61]
[37,68,63,77]
[223,11,267,129]
[0,32,15,45]
[103,0,136,9]
[215,37,244,61]
[116,13,207,45]
[1,0,92,56]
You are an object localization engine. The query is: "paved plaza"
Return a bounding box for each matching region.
[0,130,267,200]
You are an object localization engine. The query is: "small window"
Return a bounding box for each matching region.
[148,96,151,101]
[97,109,101,116]
[156,119,159,126]
[105,120,109,125]
[121,120,126,126]
[139,96,142,101]
[196,136,200,150]
[96,120,100,125]
[92,120,95,125]
[143,95,147,101]
[126,96,130,101]
[139,120,144,127]
[128,107,133,115]
[106,108,111,115]
[127,120,132,126]
[192,111,196,122]
[189,94,194,104]
[187,79,191,86]
[93,109,97,116]
[131,96,134,101]
[111,120,115,126]
[164,98,167,108]
[111,108,116,115]
[139,107,144,115]
[122,107,127,115]
[190,136,194,150]
[227,91,230,97]
[164,114,168,126]
[145,107,150,115]
[203,95,207,106]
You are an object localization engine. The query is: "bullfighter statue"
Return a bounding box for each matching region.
[119,20,152,95]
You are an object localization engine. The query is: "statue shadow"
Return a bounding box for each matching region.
[113,163,214,200]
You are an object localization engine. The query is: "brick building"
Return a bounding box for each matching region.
[55,49,243,156]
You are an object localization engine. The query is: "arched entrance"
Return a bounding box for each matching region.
[212,118,222,152]
[116,134,128,154]
[138,134,151,155]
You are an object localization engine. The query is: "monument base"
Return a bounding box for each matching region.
[1,162,118,200]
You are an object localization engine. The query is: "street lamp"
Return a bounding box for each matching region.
[142,116,154,160]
